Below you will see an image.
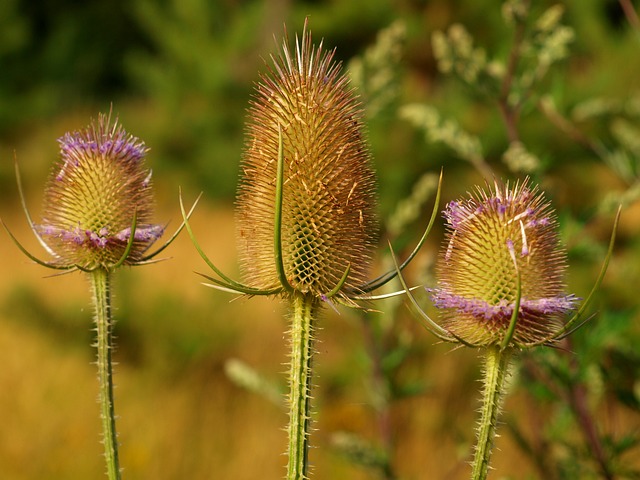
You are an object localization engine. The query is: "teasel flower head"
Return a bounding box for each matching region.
[235,21,378,301]
[184,20,440,306]
[432,179,580,346]
[395,178,620,350]
[3,112,188,273]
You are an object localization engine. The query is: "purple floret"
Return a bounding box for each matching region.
[115,224,165,242]
[38,223,164,249]
[444,201,465,228]
[430,289,580,322]
[55,124,147,180]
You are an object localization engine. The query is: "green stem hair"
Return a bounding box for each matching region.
[471,345,513,480]
[287,292,318,480]
[90,268,121,480]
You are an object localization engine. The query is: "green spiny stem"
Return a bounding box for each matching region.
[471,346,513,480]
[287,292,318,480]
[90,268,121,480]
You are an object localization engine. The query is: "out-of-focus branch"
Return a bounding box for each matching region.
[619,0,640,31]
[563,339,616,480]
[498,4,529,143]
[538,96,609,159]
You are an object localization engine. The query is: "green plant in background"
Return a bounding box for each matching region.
[125,0,270,198]
[182,21,441,479]
[396,0,639,477]
[396,179,619,479]
[541,91,640,214]
[326,174,443,480]
[2,113,189,479]
[402,1,576,179]
[348,20,406,121]
[313,22,444,480]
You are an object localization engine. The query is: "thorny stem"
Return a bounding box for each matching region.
[287,293,318,480]
[90,268,121,480]
[472,346,513,480]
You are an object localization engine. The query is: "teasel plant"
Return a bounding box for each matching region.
[2,112,195,480]
[393,178,620,480]
[180,20,441,479]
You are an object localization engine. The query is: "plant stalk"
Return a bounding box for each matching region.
[472,346,513,480]
[287,292,318,480]
[90,268,121,480]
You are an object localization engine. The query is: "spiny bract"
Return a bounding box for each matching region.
[236,23,378,299]
[38,113,163,270]
[430,179,578,346]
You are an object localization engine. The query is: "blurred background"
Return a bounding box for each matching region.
[1,0,639,478]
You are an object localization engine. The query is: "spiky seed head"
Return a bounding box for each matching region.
[236,23,378,298]
[38,113,164,270]
[430,179,578,346]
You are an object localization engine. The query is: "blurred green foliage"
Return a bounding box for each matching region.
[1,0,639,479]
[0,0,142,129]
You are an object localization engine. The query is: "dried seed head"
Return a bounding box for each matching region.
[38,113,163,270]
[236,22,378,298]
[431,179,578,346]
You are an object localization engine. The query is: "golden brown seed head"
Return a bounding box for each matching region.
[236,23,378,298]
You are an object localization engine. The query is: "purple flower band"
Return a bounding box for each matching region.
[56,129,148,180]
[429,289,580,321]
[38,224,164,249]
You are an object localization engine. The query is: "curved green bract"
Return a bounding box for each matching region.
[501,270,521,350]
[325,264,351,299]
[360,169,443,293]
[112,210,138,270]
[274,125,295,295]
[390,242,477,347]
[140,192,202,262]
[14,159,58,257]
[0,219,75,271]
[180,190,284,296]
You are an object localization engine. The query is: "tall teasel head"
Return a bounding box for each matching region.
[235,22,378,300]
[395,178,621,350]
[185,22,441,302]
